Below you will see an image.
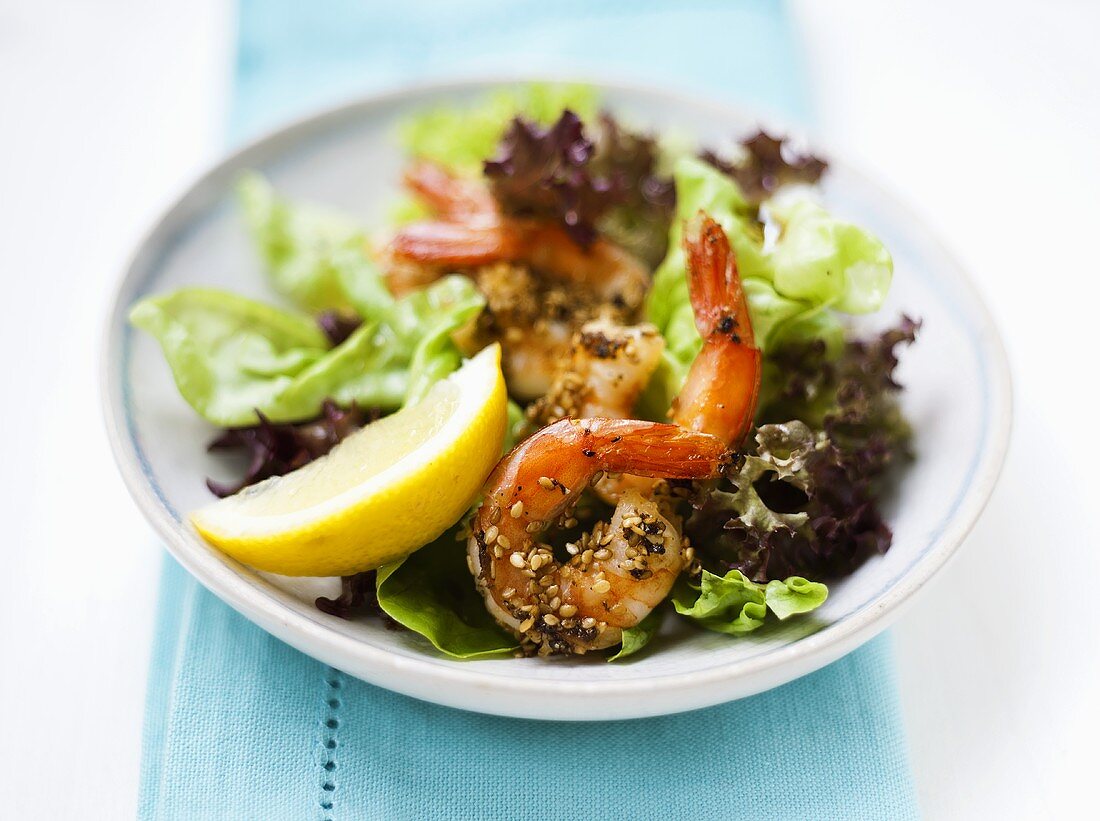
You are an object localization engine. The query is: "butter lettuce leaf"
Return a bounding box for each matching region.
[764,576,831,620]
[609,608,664,661]
[401,278,487,405]
[130,275,484,426]
[237,173,367,312]
[672,568,827,635]
[129,288,331,426]
[766,199,893,314]
[504,400,527,453]
[376,529,518,659]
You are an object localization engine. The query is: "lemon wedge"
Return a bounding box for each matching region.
[191,344,507,576]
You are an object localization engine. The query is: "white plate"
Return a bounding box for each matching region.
[102,78,1011,720]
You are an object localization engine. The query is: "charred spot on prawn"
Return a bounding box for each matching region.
[474,530,492,566]
[578,329,628,359]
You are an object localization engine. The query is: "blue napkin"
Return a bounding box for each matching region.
[140,2,919,818]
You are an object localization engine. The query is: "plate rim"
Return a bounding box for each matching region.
[101,74,1013,719]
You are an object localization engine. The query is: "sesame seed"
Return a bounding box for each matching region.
[490,507,502,524]
[559,603,578,618]
[594,548,611,561]
[526,521,541,534]
[542,614,560,626]
[484,525,499,544]
[519,618,535,632]
[510,501,524,518]
[509,553,525,568]
[581,617,597,629]
[502,587,515,599]
[548,596,561,610]
[565,542,579,556]
[623,515,642,527]
[538,476,555,490]
[621,559,635,571]
[592,579,611,594]
[563,517,578,529]
[545,584,559,597]
[581,549,594,564]
[496,535,511,550]
[492,544,503,559]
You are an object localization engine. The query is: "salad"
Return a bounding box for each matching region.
[131,84,917,660]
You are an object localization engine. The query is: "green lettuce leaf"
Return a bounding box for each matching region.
[129,288,331,425]
[766,199,893,314]
[672,568,827,635]
[609,608,664,661]
[375,529,518,659]
[237,173,367,312]
[503,400,527,453]
[398,277,487,405]
[644,157,890,410]
[130,275,484,426]
[764,576,831,620]
[400,82,600,175]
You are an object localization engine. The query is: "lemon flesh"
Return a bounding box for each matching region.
[191,344,507,576]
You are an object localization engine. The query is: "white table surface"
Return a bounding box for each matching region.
[2,1,1096,817]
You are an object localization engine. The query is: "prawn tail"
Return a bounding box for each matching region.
[675,212,763,447]
[579,418,728,479]
[390,221,522,265]
[403,161,497,220]
[683,211,755,342]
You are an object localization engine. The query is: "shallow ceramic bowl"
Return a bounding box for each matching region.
[103,79,1011,720]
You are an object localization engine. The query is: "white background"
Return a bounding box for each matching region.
[1,1,1097,817]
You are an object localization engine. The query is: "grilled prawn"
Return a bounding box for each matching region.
[466,418,727,655]
[382,162,650,400]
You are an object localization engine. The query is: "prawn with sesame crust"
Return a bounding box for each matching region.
[467,417,728,655]
[380,161,651,401]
